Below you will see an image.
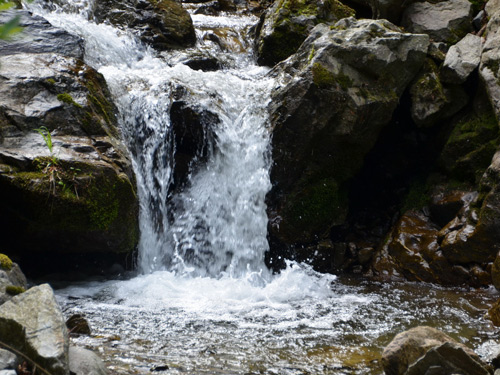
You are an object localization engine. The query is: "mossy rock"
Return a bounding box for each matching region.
[256,0,354,66]
[5,285,25,296]
[439,111,499,183]
[278,178,348,243]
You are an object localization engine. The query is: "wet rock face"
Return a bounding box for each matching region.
[93,0,196,50]
[255,0,355,66]
[402,0,473,44]
[0,10,139,272]
[267,18,428,246]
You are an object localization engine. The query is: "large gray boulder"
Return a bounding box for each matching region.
[255,0,355,66]
[69,346,108,375]
[0,10,139,270]
[0,349,17,371]
[442,33,482,84]
[402,0,473,44]
[480,0,500,119]
[0,284,69,375]
[382,326,482,375]
[267,18,428,246]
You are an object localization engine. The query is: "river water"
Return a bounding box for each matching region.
[28,1,500,373]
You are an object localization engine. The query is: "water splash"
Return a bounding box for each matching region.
[30,1,273,277]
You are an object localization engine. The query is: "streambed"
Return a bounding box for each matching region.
[55,266,499,375]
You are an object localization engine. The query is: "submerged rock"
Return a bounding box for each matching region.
[401,0,473,44]
[382,326,483,375]
[0,284,69,375]
[69,346,108,375]
[255,0,355,66]
[267,18,428,246]
[93,0,196,50]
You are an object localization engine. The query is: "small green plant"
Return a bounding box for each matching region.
[35,126,54,154]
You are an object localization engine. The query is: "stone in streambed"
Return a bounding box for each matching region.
[69,346,108,375]
[0,284,69,375]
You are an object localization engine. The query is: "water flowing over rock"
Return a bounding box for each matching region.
[401,0,473,44]
[0,284,69,375]
[480,0,500,119]
[442,33,482,84]
[254,0,355,66]
[0,9,139,273]
[92,0,196,50]
[382,326,484,375]
[267,17,428,247]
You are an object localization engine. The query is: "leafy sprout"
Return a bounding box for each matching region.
[35,126,54,154]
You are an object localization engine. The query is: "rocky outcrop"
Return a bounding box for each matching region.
[92,0,196,51]
[0,9,139,274]
[255,0,355,66]
[401,0,473,44]
[0,254,27,305]
[0,284,69,375]
[382,326,486,375]
[267,18,428,248]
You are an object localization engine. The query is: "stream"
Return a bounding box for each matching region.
[27,0,500,374]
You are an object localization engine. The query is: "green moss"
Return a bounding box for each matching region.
[57,93,83,108]
[5,285,25,296]
[0,254,13,271]
[46,78,56,85]
[87,180,120,231]
[312,63,352,90]
[440,111,499,182]
[400,180,429,213]
[326,0,355,19]
[283,178,348,241]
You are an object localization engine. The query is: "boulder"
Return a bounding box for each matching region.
[93,0,196,51]
[405,342,489,375]
[492,252,500,291]
[479,0,500,119]
[0,349,17,371]
[0,284,69,375]
[267,18,428,245]
[486,298,500,326]
[255,0,355,66]
[441,33,482,84]
[0,254,27,305]
[382,326,481,375]
[0,10,139,272]
[69,346,107,375]
[409,59,468,127]
[401,0,473,44]
[66,314,91,336]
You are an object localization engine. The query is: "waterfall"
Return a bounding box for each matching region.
[29,0,274,279]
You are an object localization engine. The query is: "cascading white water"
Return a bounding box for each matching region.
[26,2,500,374]
[30,0,274,277]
